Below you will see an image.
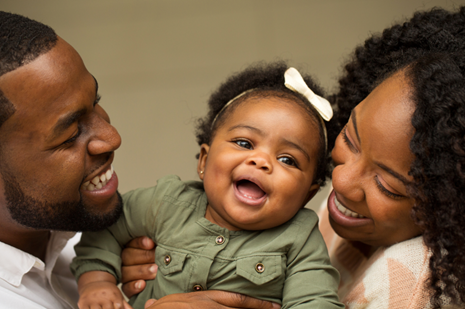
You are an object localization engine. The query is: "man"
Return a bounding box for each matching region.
[0,11,123,309]
[0,11,278,309]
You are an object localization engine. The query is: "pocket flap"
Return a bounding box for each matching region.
[155,247,187,275]
[236,255,283,285]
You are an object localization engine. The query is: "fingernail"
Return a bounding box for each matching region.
[135,281,142,290]
[142,237,149,247]
[149,265,158,273]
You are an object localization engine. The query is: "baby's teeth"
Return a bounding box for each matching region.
[91,176,100,185]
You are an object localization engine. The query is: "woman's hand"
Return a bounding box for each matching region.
[121,236,157,298]
[144,291,281,309]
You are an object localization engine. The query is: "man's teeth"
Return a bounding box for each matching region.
[81,165,114,191]
[335,196,365,218]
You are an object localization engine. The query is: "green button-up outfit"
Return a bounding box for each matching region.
[71,175,343,309]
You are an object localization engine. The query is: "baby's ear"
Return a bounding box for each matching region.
[197,144,210,180]
[302,184,320,208]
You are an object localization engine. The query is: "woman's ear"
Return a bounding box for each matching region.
[197,144,210,180]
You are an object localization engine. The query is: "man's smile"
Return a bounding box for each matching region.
[81,165,114,191]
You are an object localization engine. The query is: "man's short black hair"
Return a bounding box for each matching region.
[0,11,58,128]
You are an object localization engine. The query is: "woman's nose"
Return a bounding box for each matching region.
[331,134,365,202]
[332,161,366,202]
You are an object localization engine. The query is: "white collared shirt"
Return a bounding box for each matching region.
[0,231,80,309]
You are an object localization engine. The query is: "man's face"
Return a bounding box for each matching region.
[0,37,123,231]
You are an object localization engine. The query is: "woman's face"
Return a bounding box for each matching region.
[328,73,423,247]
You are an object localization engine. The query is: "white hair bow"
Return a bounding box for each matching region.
[284,67,333,121]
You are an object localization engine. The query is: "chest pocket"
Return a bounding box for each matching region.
[236,255,283,285]
[155,246,187,275]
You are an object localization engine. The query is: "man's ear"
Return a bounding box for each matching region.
[197,144,209,180]
[302,183,320,208]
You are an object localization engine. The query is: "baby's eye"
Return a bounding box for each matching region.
[278,156,296,167]
[235,140,253,149]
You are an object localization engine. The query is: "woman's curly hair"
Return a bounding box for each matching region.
[329,7,465,308]
[195,61,336,186]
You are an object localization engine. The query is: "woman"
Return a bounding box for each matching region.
[120,6,465,309]
[323,7,465,308]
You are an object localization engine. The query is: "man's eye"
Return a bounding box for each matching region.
[235,140,253,149]
[62,128,81,145]
[278,156,296,167]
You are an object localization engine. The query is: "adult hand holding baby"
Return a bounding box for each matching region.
[143,290,281,309]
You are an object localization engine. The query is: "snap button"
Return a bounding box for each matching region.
[215,235,225,245]
[193,284,203,291]
[255,263,265,273]
[164,255,171,265]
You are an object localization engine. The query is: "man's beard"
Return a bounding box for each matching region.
[2,169,123,232]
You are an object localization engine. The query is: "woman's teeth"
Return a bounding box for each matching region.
[335,196,365,218]
[81,165,114,191]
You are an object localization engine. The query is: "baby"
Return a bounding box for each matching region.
[71,62,343,309]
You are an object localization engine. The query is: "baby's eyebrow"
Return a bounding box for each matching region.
[281,138,310,162]
[228,124,263,135]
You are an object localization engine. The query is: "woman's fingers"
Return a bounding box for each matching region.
[121,237,157,298]
[121,279,146,299]
[120,264,157,298]
[124,236,156,250]
[121,264,158,284]
[144,299,156,308]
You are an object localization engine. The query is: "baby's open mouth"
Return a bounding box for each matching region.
[236,179,266,200]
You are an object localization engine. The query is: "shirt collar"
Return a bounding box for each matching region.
[0,231,76,287]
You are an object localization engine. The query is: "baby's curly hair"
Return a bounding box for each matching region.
[195,61,335,186]
[330,7,465,308]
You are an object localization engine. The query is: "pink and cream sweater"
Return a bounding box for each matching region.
[318,205,432,309]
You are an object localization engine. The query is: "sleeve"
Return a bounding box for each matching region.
[282,210,345,309]
[70,176,179,282]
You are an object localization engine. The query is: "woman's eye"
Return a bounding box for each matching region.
[374,176,405,200]
[341,125,357,153]
[235,140,252,149]
[278,156,296,167]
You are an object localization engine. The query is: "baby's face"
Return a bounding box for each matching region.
[198,97,322,231]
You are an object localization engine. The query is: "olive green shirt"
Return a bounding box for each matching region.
[71,175,343,309]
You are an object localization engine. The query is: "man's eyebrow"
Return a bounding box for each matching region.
[351,109,361,144]
[49,77,99,142]
[92,75,100,106]
[49,108,86,142]
[376,162,412,185]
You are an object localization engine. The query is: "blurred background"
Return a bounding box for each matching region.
[2,0,463,209]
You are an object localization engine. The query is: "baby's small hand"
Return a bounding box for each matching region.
[78,281,132,309]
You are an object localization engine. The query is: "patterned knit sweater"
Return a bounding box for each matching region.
[317,204,432,309]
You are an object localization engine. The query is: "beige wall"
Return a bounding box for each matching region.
[2,0,463,209]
